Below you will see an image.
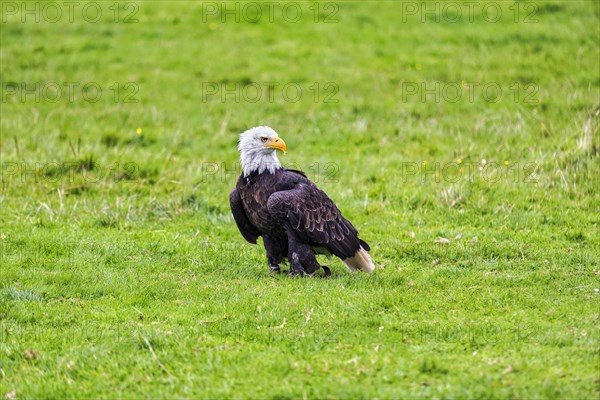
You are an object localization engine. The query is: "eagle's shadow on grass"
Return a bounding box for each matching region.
[266,267,399,284]
[267,269,333,279]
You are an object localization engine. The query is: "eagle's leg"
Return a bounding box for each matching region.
[285,228,320,276]
[263,235,286,273]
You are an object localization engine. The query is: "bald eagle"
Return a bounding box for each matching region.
[229,126,374,276]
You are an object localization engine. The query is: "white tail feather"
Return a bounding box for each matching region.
[342,246,375,273]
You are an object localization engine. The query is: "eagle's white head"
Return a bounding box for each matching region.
[238,126,287,177]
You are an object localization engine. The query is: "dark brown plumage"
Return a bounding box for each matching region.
[230,168,373,276]
[230,126,374,276]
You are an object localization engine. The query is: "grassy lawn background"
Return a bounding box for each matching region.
[1,1,599,398]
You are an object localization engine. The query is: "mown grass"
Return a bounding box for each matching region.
[1,1,599,398]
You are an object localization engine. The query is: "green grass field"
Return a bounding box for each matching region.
[1,0,599,398]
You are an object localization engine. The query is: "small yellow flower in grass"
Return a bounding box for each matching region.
[136,127,142,135]
[457,158,462,165]
[504,160,509,166]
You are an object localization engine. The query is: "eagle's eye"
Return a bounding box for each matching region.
[260,137,269,143]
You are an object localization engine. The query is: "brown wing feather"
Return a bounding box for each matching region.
[267,173,366,260]
[229,188,260,244]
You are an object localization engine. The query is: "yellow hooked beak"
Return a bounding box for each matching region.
[266,136,287,154]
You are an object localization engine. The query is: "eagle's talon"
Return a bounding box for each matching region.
[269,265,281,273]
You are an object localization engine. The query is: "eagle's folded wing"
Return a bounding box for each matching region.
[229,188,260,244]
[266,182,366,260]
